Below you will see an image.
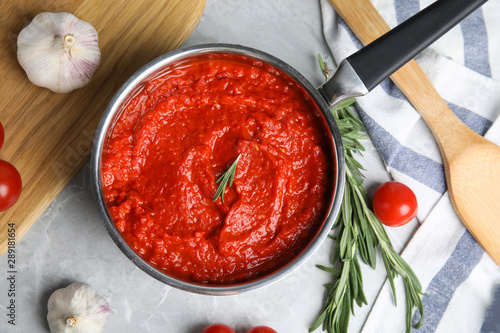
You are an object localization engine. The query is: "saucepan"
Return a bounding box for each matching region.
[90,0,486,294]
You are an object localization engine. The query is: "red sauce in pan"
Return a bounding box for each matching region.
[101,53,334,284]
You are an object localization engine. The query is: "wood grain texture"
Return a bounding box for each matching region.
[330,0,500,264]
[0,0,205,255]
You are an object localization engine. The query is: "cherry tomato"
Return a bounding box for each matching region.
[0,121,4,151]
[246,326,278,333]
[201,323,235,333]
[0,160,22,212]
[372,181,417,227]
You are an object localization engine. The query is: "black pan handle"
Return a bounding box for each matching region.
[318,0,488,106]
[348,0,488,91]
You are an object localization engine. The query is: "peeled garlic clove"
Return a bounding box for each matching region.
[17,12,101,93]
[47,282,111,333]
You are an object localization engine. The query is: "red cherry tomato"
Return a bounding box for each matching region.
[372,181,417,227]
[246,326,278,333]
[0,121,4,151]
[0,160,22,212]
[201,323,235,333]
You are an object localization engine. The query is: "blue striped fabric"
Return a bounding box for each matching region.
[379,79,407,101]
[320,0,500,331]
[361,1,494,331]
[394,0,420,24]
[481,286,500,333]
[412,231,484,332]
[448,102,493,136]
[461,9,491,78]
[356,106,447,194]
[355,100,493,197]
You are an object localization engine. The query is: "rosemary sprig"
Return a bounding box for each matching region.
[310,55,424,333]
[213,154,241,203]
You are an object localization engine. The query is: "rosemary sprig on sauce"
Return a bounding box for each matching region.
[310,55,424,333]
[213,154,241,203]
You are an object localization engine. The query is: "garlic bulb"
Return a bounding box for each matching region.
[47,282,111,333]
[17,12,101,93]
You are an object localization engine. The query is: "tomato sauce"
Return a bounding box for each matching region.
[101,53,334,284]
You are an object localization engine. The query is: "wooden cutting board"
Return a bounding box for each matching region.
[0,0,206,255]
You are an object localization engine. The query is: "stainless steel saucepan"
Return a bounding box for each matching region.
[91,0,487,294]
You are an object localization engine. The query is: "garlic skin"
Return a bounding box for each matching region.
[47,282,111,333]
[17,12,101,93]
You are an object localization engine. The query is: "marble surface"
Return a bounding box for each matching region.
[0,0,419,332]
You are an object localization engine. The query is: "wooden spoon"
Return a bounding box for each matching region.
[327,0,500,264]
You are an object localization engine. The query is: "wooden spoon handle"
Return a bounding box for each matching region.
[329,0,479,165]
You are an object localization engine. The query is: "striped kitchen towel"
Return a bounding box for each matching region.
[320,0,500,332]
